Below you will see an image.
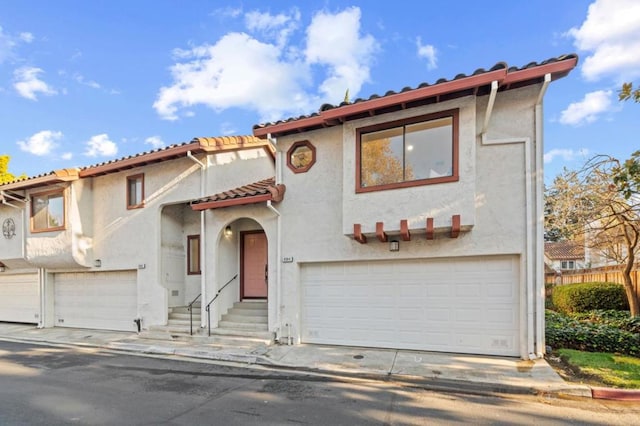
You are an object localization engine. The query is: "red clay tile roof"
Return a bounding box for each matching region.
[191,177,286,210]
[253,54,578,138]
[0,136,274,189]
[80,135,273,177]
[544,241,585,260]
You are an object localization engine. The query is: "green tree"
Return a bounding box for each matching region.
[619,82,640,103]
[545,154,640,316]
[0,155,26,184]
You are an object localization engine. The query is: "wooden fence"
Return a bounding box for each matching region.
[545,266,640,300]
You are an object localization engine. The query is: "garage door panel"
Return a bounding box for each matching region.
[301,255,520,356]
[55,271,137,332]
[0,274,39,324]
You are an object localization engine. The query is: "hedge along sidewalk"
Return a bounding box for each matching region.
[545,310,640,357]
[551,282,629,314]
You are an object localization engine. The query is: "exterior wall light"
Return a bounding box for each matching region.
[389,240,400,252]
[225,226,233,237]
[94,259,102,267]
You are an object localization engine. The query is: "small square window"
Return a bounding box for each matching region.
[127,174,144,209]
[187,235,201,275]
[31,190,65,232]
[287,140,316,173]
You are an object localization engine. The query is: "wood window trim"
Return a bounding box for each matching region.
[30,188,66,233]
[355,109,459,193]
[286,140,316,174]
[187,234,201,275]
[126,173,145,210]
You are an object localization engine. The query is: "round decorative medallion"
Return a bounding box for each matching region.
[2,218,16,239]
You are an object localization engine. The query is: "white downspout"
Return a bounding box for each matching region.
[267,134,284,342]
[534,74,551,357]
[481,80,536,359]
[187,151,207,329]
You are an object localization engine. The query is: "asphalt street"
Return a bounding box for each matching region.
[0,340,638,425]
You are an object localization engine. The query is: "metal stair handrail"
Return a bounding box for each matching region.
[187,293,201,336]
[205,274,238,336]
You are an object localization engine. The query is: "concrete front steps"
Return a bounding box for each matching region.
[141,300,273,344]
[212,300,272,342]
[142,303,202,338]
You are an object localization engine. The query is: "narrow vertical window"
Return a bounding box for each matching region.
[127,174,144,209]
[187,235,201,275]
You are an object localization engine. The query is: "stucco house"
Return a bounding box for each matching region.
[0,54,578,359]
[544,241,586,271]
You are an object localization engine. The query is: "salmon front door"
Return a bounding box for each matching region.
[241,231,268,299]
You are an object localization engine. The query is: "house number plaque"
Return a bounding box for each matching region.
[2,218,16,239]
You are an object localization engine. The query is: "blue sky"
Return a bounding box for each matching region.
[1,0,638,182]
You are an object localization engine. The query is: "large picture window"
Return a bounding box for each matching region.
[31,190,65,232]
[356,109,458,192]
[127,174,144,209]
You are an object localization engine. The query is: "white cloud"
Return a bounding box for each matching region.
[154,7,378,122]
[154,32,312,122]
[210,7,243,19]
[566,0,640,82]
[145,136,165,149]
[19,32,34,43]
[305,7,379,102]
[74,73,101,89]
[416,37,437,70]
[544,148,590,164]
[61,152,73,160]
[220,122,237,135]
[559,90,612,125]
[245,9,300,46]
[84,134,118,157]
[13,66,57,100]
[0,26,17,64]
[17,130,63,156]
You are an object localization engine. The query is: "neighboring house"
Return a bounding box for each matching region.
[0,54,578,359]
[544,241,586,272]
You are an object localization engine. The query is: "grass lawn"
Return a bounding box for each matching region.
[557,349,640,389]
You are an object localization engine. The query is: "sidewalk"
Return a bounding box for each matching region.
[0,323,601,399]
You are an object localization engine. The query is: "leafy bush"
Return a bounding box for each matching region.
[551,282,629,314]
[569,310,640,333]
[546,310,640,356]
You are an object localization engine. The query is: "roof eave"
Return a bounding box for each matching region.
[191,193,273,211]
[0,169,79,191]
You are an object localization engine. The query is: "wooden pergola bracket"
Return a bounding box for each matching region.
[376,222,388,242]
[451,215,461,238]
[426,218,434,240]
[354,223,367,244]
[400,219,411,241]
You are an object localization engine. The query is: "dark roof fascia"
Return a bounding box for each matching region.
[254,55,578,138]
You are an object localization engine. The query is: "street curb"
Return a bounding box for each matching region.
[0,335,633,401]
[591,387,640,401]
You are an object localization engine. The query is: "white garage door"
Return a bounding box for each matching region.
[55,271,137,332]
[0,273,40,324]
[301,255,520,356]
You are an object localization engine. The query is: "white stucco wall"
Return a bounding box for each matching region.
[0,204,28,268]
[342,96,476,234]
[272,84,542,349]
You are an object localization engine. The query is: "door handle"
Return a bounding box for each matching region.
[264,264,268,283]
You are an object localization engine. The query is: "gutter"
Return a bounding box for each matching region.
[534,74,551,357]
[266,199,283,343]
[480,79,541,359]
